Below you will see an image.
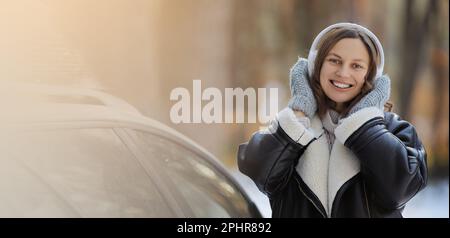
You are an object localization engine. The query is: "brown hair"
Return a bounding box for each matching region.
[310,27,392,118]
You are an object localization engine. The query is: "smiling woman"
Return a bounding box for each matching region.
[237,23,428,218]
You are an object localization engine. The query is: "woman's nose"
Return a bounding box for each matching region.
[335,66,351,78]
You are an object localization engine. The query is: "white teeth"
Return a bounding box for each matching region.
[331,80,351,89]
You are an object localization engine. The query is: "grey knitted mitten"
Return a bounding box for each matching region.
[288,57,317,118]
[348,74,391,115]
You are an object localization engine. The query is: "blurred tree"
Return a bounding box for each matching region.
[430,46,449,176]
[399,0,448,175]
[399,0,438,119]
[429,0,449,176]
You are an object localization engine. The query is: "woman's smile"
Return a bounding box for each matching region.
[329,79,354,90]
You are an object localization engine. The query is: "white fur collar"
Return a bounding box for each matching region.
[292,107,384,216]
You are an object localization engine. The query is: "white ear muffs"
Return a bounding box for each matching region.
[306,23,385,81]
[307,50,317,79]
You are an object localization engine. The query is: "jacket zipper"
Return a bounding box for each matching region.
[329,175,360,218]
[363,180,371,218]
[295,177,327,218]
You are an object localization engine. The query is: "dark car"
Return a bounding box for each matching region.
[0,82,262,218]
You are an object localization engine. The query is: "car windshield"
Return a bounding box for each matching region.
[126,129,253,218]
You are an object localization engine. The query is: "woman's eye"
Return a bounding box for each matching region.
[328,59,340,64]
[352,64,363,69]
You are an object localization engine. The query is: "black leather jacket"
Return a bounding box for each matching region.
[238,111,427,218]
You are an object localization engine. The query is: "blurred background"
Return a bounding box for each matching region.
[0,0,448,217]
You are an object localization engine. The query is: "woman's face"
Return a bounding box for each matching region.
[319,38,369,111]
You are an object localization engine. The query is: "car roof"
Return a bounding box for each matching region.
[1,82,220,177]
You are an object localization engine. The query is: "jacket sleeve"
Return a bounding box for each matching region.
[335,107,428,210]
[237,107,316,197]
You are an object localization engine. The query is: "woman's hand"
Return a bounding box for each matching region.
[288,57,317,118]
[348,74,391,116]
